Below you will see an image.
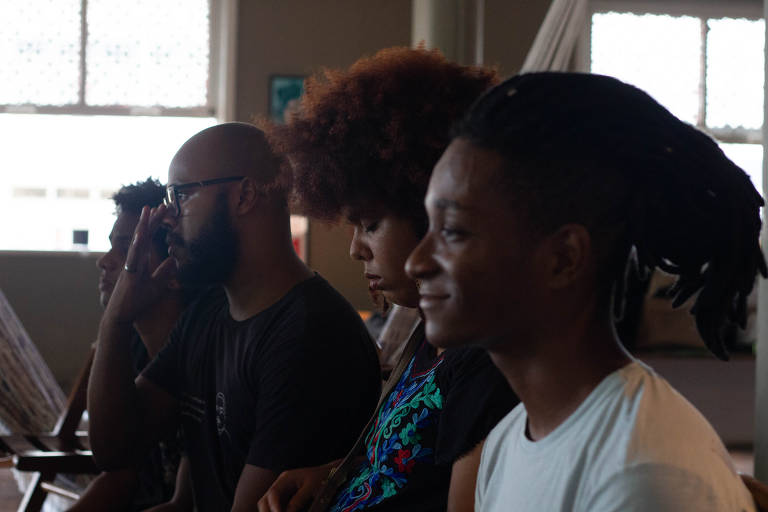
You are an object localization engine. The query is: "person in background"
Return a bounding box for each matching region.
[258,47,518,512]
[406,72,764,511]
[70,178,192,511]
[87,123,381,511]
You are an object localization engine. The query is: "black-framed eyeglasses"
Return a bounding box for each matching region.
[164,176,244,217]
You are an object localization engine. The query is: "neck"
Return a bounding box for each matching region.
[134,294,186,358]
[489,308,631,441]
[224,228,313,321]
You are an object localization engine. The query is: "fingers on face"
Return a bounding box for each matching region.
[124,206,150,273]
[152,256,177,282]
[148,204,167,233]
[125,206,174,278]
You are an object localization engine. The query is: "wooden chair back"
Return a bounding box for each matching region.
[0,290,97,511]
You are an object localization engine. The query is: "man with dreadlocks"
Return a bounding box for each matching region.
[406,72,764,511]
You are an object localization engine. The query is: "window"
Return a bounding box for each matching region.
[0,0,228,251]
[588,1,764,194]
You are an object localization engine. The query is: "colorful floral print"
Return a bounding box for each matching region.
[331,348,445,511]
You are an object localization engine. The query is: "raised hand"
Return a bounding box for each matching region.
[103,205,177,324]
[257,462,338,512]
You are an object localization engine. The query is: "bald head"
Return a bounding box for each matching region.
[170,122,289,198]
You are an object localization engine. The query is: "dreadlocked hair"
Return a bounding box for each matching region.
[263,47,498,236]
[455,72,766,360]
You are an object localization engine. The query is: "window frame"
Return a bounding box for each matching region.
[0,0,237,121]
[579,0,763,144]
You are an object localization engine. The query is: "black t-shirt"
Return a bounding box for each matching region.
[330,337,518,512]
[142,275,381,511]
[128,334,181,511]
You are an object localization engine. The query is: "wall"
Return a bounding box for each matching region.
[483,0,552,76]
[233,0,413,310]
[0,251,101,392]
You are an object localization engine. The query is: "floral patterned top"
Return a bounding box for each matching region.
[330,337,518,512]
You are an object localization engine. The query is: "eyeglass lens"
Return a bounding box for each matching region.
[164,188,179,216]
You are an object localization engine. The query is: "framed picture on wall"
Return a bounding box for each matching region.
[269,75,305,123]
[269,75,309,261]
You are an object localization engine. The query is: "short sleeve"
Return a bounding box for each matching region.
[141,325,183,399]
[245,323,379,471]
[435,347,519,465]
[585,464,755,512]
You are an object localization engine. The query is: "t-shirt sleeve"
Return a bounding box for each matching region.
[245,321,379,471]
[141,324,183,399]
[585,464,756,512]
[435,347,519,466]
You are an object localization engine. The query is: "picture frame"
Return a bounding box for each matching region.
[268,75,305,123]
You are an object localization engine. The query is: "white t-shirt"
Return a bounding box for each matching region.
[475,361,755,512]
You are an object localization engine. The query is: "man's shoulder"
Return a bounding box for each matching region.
[620,363,735,473]
[586,461,756,512]
[271,274,365,331]
[581,362,742,499]
[287,274,355,310]
[620,362,725,458]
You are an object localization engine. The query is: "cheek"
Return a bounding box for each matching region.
[371,239,403,277]
[179,218,199,239]
[448,249,509,313]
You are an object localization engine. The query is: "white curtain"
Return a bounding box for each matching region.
[521,0,589,73]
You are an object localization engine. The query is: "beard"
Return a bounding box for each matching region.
[172,193,239,287]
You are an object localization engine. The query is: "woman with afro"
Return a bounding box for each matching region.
[257,47,519,512]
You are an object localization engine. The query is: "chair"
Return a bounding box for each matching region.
[0,290,98,511]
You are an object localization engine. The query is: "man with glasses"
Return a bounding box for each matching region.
[87,123,381,511]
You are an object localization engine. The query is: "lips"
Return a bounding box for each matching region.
[365,273,382,290]
[418,290,449,310]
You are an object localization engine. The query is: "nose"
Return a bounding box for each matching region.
[97,248,118,272]
[161,206,178,231]
[405,232,437,281]
[349,226,372,261]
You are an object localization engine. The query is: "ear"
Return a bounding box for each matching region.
[234,177,260,216]
[544,224,592,289]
